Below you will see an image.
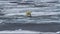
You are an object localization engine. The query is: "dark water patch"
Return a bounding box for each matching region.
[0,23,60,32]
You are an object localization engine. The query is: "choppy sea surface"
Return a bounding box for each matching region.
[0,0,60,33]
[1,4,60,24]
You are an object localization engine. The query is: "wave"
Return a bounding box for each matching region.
[0,29,40,33]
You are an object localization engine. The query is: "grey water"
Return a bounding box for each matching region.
[0,0,60,32]
[2,5,60,24]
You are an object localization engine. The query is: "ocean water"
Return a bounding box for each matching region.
[1,4,60,24]
[0,0,60,33]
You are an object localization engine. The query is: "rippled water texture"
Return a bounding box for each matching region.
[0,0,60,32]
[1,5,60,24]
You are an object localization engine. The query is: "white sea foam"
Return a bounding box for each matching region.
[0,29,40,33]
